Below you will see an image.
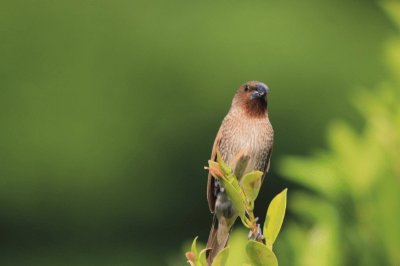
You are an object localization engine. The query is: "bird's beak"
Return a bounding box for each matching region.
[251,83,268,99]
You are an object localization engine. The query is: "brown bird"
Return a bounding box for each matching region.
[206,81,274,264]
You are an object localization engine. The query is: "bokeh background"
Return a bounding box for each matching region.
[1,1,399,265]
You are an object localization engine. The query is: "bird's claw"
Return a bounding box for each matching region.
[248,223,263,241]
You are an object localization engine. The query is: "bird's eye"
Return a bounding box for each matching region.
[244,85,249,91]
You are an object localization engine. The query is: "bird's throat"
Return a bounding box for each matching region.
[244,99,267,118]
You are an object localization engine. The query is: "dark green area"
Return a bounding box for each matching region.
[0,1,395,265]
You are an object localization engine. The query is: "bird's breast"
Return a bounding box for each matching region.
[219,117,273,178]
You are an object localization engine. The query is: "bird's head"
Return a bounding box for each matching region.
[233,81,269,118]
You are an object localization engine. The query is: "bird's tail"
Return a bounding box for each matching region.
[206,216,230,265]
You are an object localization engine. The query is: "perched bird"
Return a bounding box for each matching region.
[206,81,274,264]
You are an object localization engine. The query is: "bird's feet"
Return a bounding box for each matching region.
[248,222,264,242]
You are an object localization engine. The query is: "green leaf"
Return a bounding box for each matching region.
[220,177,246,221]
[199,249,208,266]
[227,173,242,191]
[191,236,199,257]
[211,246,229,266]
[263,189,287,249]
[216,150,232,176]
[279,156,339,199]
[240,171,263,202]
[246,240,278,266]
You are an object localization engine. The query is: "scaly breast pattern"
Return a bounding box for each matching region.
[218,112,273,178]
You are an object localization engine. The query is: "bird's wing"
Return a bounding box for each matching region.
[207,127,223,213]
[261,145,273,183]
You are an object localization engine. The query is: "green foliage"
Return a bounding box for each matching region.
[185,237,208,266]
[212,247,229,266]
[189,156,287,265]
[210,153,249,227]
[191,237,199,258]
[0,1,395,265]
[246,241,278,266]
[263,189,287,250]
[278,88,400,265]
[240,171,264,204]
[216,151,248,220]
[179,4,400,266]
[0,0,393,265]
[276,7,400,262]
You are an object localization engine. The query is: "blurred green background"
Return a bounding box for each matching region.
[1,0,399,265]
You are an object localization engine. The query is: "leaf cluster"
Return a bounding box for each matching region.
[186,153,287,266]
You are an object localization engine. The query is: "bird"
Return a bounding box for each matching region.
[206,81,274,264]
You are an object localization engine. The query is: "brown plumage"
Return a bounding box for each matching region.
[206,81,274,264]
